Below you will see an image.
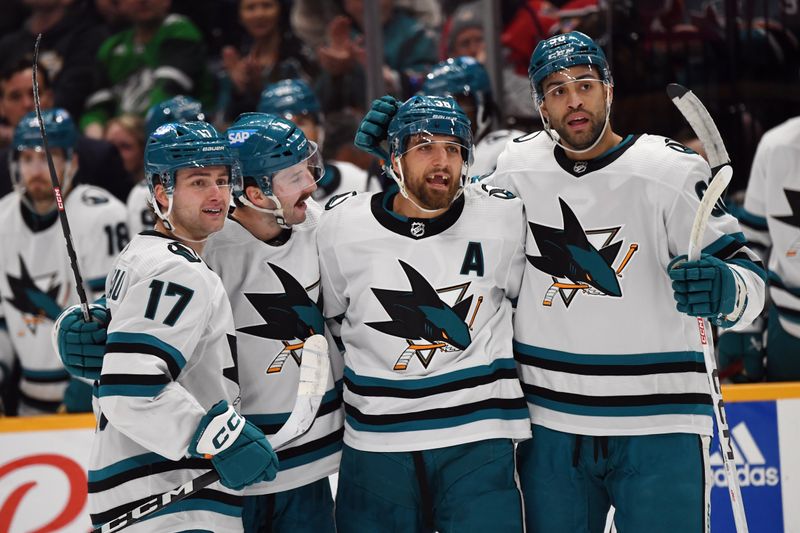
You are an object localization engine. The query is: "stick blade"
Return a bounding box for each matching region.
[666,83,689,100]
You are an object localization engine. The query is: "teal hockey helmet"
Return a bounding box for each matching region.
[227,112,323,197]
[13,108,77,156]
[144,121,241,218]
[387,95,473,164]
[145,95,205,138]
[257,79,322,124]
[528,31,612,104]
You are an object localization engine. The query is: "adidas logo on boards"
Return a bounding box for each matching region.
[710,422,779,488]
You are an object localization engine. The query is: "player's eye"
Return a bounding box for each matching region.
[445,144,460,155]
[215,178,230,187]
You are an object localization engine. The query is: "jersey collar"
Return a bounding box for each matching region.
[20,200,58,233]
[554,134,639,177]
[370,186,464,239]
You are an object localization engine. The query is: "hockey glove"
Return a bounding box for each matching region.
[354,95,399,161]
[668,254,745,327]
[53,302,110,380]
[190,400,279,490]
[718,330,765,383]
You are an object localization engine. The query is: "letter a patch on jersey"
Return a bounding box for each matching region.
[367,260,483,371]
[527,198,639,308]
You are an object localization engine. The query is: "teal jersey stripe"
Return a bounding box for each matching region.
[92,499,242,527]
[734,207,768,230]
[729,257,767,280]
[21,367,70,380]
[87,276,106,291]
[702,232,746,256]
[769,271,800,297]
[526,394,714,418]
[247,383,341,426]
[346,406,529,433]
[89,452,165,482]
[97,383,167,398]
[513,341,704,366]
[344,358,517,390]
[279,439,343,470]
[107,331,187,369]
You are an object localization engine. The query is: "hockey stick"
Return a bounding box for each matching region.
[92,334,331,533]
[32,34,90,322]
[667,83,748,533]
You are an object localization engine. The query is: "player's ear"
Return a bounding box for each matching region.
[154,182,168,210]
[390,153,401,175]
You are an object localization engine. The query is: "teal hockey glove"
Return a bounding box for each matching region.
[190,400,279,490]
[354,95,399,160]
[718,330,765,383]
[668,254,745,327]
[53,302,110,380]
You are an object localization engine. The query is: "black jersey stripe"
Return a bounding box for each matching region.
[106,342,181,380]
[88,457,210,493]
[344,397,528,426]
[344,367,520,399]
[277,427,344,462]
[522,383,712,407]
[515,351,706,376]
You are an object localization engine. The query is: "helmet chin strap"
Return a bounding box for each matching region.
[238,193,290,228]
[386,154,466,215]
[538,83,613,156]
[150,193,212,244]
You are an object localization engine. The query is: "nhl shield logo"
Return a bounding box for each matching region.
[411,222,425,237]
[573,161,588,174]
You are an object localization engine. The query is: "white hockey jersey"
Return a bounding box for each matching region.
[317,185,532,452]
[491,132,766,438]
[0,185,127,413]
[125,181,156,236]
[203,200,344,495]
[470,128,525,179]
[312,161,370,205]
[90,232,243,532]
[741,116,800,337]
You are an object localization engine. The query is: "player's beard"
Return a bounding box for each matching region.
[551,107,607,151]
[24,176,55,205]
[406,171,461,210]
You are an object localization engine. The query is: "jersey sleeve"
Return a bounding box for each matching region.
[0,293,13,389]
[741,136,772,255]
[504,199,527,301]
[317,211,349,322]
[77,197,130,299]
[665,156,767,330]
[97,259,211,460]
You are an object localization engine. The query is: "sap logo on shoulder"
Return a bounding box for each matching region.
[228,129,256,145]
[711,421,779,488]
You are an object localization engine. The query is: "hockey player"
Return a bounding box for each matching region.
[257,79,370,203]
[321,95,531,532]
[419,56,524,178]
[734,116,800,380]
[204,113,342,532]
[81,121,278,531]
[126,95,205,235]
[488,32,765,532]
[0,109,126,415]
[55,113,342,532]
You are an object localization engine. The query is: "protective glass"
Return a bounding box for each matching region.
[271,141,324,196]
[395,118,472,165]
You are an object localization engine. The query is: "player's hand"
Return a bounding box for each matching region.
[354,95,400,161]
[190,400,279,490]
[668,254,741,326]
[53,303,110,380]
[718,331,765,383]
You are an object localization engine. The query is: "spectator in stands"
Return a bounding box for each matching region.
[221,0,318,121]
[104,114,145,186]
[0,0,109,121]
[0,59,132,201]
[81,0,214,138]
[315,0,437,112]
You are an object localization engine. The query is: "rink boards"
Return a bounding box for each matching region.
[1,383,799,532]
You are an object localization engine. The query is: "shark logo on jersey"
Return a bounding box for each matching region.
[4,255,63,334]
[236,263,324,374]
[527,198,639,307]
[367,260,482,371]
[772,188,800,257]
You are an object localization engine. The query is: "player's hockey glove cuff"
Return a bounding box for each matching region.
[668,254,747,327]
[53,301,110,380]
[190,400,279,490]
[354,95,399,161]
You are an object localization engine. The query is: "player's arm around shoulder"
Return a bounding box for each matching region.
[98,244,216,460]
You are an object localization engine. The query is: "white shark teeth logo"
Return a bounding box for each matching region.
[710,422,779,488]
